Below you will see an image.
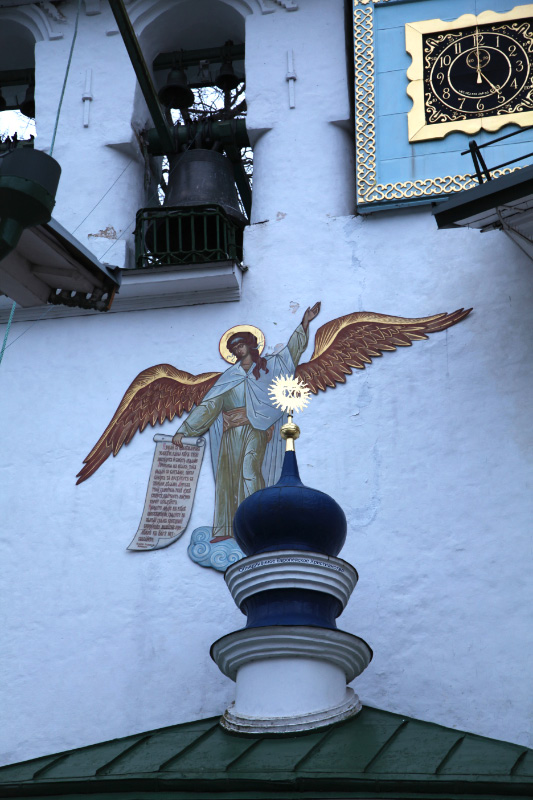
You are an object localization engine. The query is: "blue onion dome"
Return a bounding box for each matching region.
[233,449,347,557]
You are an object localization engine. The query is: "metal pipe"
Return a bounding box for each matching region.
[145,119,250,155]
[153,44,245,72]
[461,127,526,154]
[224,143,252,221]
[486,152,533,171]
[108,0,174,154]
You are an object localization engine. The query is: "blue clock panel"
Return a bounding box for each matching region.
[354,0,533,211]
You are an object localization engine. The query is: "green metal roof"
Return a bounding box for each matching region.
[0,706,531,799]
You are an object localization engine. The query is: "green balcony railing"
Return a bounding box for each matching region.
[134,204,243,270]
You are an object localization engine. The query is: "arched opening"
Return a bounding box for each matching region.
[0,20,36,149]
[132,0,251,270]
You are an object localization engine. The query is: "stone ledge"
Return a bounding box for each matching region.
[0,260,244,321]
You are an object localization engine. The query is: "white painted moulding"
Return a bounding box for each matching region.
[225,550,358,610]
[221,688,362,735]
[211,625,372,683]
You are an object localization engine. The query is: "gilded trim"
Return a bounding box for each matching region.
[353,0,524,208]
[359,167,514,207]
[354,5,377,202]
[406,5,533,142]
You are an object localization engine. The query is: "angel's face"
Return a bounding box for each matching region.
[231,341,250,361]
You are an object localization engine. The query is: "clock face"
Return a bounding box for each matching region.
[423,19,533,124]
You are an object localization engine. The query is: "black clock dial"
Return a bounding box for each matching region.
[423,19,533,124]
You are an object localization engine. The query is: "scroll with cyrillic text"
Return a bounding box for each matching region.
[127,434,205,551]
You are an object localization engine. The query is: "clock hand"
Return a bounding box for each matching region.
[478,69,500,94]
[475,28,482,84]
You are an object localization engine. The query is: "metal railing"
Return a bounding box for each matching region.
[134,204,243,270]
[463,127,533,184]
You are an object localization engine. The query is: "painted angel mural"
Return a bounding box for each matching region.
[77,303,470,570]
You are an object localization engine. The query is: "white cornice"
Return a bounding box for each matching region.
[225,550,359,610]
[211,625,372,683]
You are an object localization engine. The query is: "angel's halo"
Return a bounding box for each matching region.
[219,324,266,364]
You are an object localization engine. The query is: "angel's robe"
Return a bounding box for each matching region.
[176,324,308,539]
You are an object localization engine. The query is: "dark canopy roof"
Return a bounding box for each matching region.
[432,163,533,232]
[1,705,531,799]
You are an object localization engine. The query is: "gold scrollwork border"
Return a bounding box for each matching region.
[363,167,514,204]
[353,0,518,209]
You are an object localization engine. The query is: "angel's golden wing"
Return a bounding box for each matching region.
[296,308,471,393]
[76,365,221,484]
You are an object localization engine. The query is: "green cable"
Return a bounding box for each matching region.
[0,301,16,366]
[49,0,82,157]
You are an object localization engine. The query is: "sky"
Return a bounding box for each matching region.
[0,109,35,140]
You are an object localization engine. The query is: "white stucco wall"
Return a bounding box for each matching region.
[0,0,531,766]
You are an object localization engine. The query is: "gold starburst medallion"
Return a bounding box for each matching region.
[268,375,311,451]
[268,374,311,413]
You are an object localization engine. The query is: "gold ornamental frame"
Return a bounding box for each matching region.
[353,0,515,209]
[406,5,533,142]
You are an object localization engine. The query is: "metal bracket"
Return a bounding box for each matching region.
[286,51,297,109]
[82,69,93,128]
[146,119,250,155]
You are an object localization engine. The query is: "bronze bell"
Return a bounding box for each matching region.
[158,67,194,109]
[165,149,246,227]
[144,149,245,264]
[215,61,241,92]
[20,84,35,118]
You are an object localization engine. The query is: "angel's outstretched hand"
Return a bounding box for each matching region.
[172,432,184,448]
[302,301,321,331]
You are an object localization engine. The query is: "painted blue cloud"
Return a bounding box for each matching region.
[188,526,245,572]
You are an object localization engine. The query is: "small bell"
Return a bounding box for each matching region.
[158,67,194,109]
[214,61,241,92]
[0,89,6,112]
[20,84,35,118]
